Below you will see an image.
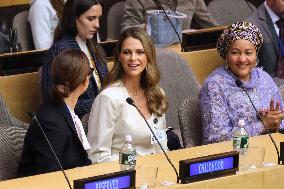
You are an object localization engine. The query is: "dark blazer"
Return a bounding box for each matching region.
[41,35,108,118]
[17,100,91,177]
[247,3,280,76]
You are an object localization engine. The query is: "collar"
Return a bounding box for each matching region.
[265,1,280,24]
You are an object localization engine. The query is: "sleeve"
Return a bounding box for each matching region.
[28,1,55,49]
[87,93,117,163]
[269,77,284,130]
[161,114,169,151]
[192,0,218,28]
[75,96,94,118]
[41,44,62,100]
[32,114,70,174]
[121,0,146,32]
[199,80,234,144]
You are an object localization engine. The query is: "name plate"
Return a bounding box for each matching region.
[179,151,239,183]
[74,170,135,189]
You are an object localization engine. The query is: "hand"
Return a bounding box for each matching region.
[259,99,284,132]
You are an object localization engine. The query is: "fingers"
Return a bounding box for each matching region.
[270,99,275,111]
[275,101,280,110]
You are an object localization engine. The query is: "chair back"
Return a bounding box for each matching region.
[207,0,256,25]
[0,95,27,181]
[0,127,26,181]
[178,96,202,148]
[156,48,200,132]
[12,10,34,51]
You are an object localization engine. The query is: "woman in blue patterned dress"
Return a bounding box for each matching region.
[199,22,284,144]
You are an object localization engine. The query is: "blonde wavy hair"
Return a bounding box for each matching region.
[105,28,168,116]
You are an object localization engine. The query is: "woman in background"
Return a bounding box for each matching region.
[41,0,108,118]
[199,22,284,144]
[28,0,65,49]
[87,28,168,163]
[18,49,92,177]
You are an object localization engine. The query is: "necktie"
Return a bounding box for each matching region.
[276,19,284,78]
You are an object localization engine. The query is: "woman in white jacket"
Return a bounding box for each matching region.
[28,0,65,49]
[87,27,169,163]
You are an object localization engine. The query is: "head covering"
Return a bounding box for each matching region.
[216,21,263,59]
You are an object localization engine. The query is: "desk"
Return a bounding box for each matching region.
[0,49,46,75]
[0,0,28,7]
[0,134,283,189]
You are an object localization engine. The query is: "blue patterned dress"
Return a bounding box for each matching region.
[199,66,284,144]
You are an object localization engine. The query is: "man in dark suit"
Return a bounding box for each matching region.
[247,0,284,77]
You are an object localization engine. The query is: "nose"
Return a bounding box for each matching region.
[94,19,99,28]
[130,52,137,61]
[238,53,246,62]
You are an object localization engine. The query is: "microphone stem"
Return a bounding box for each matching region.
[33,116,72,189]
[240,86,281,164]
[132,103,180,183]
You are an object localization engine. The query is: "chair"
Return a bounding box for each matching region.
[207,0,256,25]
[156,48,200,145]
[178,96,202,148]
[106,1,126,40]
[0,95,28,181]
[12,10,34,51]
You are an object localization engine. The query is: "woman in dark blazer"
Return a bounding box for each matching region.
[18,49,92,177]
[42,0,108,118]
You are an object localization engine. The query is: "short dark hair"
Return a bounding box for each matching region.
[51,49,91,103]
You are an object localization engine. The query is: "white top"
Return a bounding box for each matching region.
[265,1,280,36]
[87,81,167,163]
[28,0,59,49]
[67,106,91,150]
[76,36,101,89]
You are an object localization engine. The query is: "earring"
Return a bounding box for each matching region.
[256,59,259,66]
[224,60,229,70]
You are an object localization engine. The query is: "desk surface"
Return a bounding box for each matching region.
[0,134,283,189]
[0,0,28,7]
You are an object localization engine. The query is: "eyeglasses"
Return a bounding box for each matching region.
[88,68,95,76]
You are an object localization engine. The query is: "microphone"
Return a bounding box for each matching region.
[235,79,281,164]
[126,98,180,183]
[28,112,72,189]
[152,0,183,51]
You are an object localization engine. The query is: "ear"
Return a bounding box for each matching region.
[82,77,89,89]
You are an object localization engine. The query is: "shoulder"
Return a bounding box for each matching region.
[36,101,65,122]
[203,66,227,86]
[99,82,126,100]
[49,36,78,54]
[29,0,55,13]
[255,68,275,83]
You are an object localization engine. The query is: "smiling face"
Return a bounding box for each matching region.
[226,39,257,81]
[76,4,102,40]
[119,37,148,80]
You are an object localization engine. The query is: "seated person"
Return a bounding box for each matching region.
[121,0,218,32]
[17,49,92,177]
[87,28,168,163]
[247,0,284,79]
[199,21,284,144]
[41,0,108,118]
[28,0,65,49]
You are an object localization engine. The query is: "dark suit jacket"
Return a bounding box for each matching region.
[247,3,280,76]
[17,100,91,177]
[41,35,108,118]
